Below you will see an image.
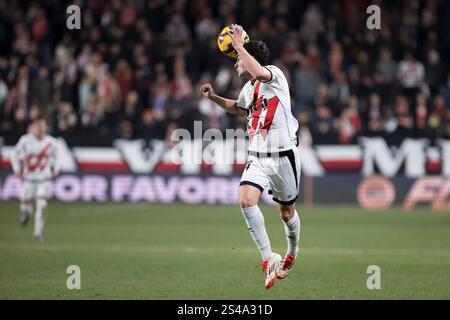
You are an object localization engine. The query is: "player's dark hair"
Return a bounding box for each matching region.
[244,40,270,66]
[32,114,47,124]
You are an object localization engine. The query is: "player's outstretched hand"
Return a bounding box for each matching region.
[200,83,214,99]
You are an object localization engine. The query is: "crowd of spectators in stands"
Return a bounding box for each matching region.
[0,0,449,146]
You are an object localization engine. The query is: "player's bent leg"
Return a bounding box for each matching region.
[239,185,273,261]
[238,184,261,208]
[261,252,282,289]
[277,203,301,279]
[34,198,48,242]
[20,201,33,226]
[239,185,281,289]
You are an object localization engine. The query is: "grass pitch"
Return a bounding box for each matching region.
[0,202,450,299]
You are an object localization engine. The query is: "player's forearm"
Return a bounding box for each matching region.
[52,166,60,177]
[51,154,60,177]
[210,94,245,116]
[210,94,235,110]
[235,45,270,81]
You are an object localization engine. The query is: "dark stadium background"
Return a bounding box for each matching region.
[0,0,449,206]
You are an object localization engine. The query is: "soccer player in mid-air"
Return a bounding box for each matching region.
[201,24,301,289]
[12,116,60,242]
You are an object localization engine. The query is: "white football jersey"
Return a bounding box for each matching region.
[12,133,60,182]
[236,65,299,153]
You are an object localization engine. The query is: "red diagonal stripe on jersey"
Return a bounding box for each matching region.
[25,143,52,173]
[260,96,279,139]
[252,80,261,108]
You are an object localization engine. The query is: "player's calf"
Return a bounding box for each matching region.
[20,202,33,226]
[278,205,301,279]
[33,234,44,243]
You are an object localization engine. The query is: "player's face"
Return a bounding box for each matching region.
[235,56,249,79]
[33,120,47,139]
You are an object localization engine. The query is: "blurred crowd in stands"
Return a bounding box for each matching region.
[0,0,450,146]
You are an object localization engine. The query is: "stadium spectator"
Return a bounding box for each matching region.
[376,48,397,85]
[297,111,313,148]
[55,101,77,134]
[440,73,450,107]
[30,66,51,108]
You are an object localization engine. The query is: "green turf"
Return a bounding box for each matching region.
[0,202,449,299]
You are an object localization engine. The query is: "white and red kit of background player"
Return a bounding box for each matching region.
[11,133,60,201]
[237,65,301,204]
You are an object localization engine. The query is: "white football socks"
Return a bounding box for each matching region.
[34,199,47,237]
[240,205,272,261]
[282,210,301,257]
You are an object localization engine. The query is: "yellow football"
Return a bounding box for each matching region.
[217,25,250,58]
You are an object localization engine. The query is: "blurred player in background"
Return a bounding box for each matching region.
[201,25,301,289]
[11,116,60,242]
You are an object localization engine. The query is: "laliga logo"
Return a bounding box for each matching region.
[404,177,450,211]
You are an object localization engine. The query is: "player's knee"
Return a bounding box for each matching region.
[239,196,258,208]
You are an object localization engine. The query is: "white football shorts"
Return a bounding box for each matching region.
[240,147,301,205]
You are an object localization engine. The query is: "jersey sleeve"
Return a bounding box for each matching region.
[262,65,284,88]
[11,136,25,174]
[236,85,249,113]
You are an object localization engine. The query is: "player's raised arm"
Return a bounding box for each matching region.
[200,83,247,117]
[229,24,271,82]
